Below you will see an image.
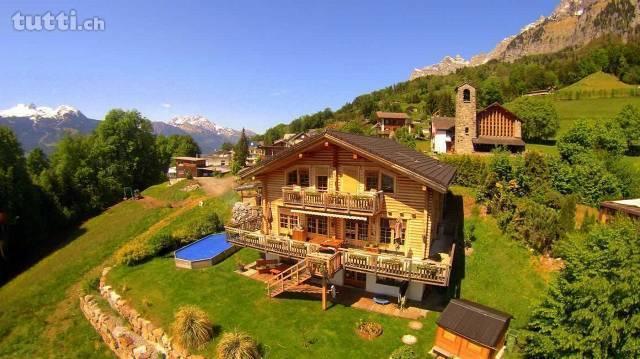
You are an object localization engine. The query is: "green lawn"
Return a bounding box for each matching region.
[557,72,635,94]
[553,97,640,136]
[107,203,547,358]
[0,200,171,358]
[142,179,204,202]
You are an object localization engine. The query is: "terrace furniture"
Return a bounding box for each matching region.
[256,259,279,274]
[269,263,290,275]
[373,296,390,305]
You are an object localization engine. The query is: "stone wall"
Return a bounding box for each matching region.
[80,266,204,359]
[79,294,158,359]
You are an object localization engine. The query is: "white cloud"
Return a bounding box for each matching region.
[161,103,171,109]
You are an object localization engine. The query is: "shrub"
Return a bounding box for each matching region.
[216,330,261,359]
[389,345,417,359]
[147,233,178,255]
[116,241,152,266]
[506,199,560,253]
[172,306,213,350]
[439,155,488,187]
[81,275,100,294]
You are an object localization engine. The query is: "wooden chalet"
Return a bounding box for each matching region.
[173,157,213,178]
[225,129,457,308]
[374,111,412,138]
[432,299,512,359]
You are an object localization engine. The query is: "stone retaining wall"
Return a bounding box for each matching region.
[79,294,158,359]
[80,267,205,359]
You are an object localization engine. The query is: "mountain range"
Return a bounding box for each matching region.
[410,0,640,79]
[0,104,251,154]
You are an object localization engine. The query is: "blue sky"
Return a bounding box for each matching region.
[0,0,557,132]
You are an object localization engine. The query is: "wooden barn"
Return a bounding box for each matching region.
[432,299,512,359]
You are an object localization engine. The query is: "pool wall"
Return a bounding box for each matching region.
[174,233,240,269]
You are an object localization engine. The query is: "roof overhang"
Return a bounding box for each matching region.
[239,131,454,193]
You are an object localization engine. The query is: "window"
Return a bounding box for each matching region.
[465,127,469,135]
[286,168,310,187]
[344,219,368,241]
[381,173,394,193]
[463,88,471,102]
[316,175,328,192]
[279,214,299,229]
[307,215,327,235]
[286,170,298,186]
[376,276,402,287]
[380,218,405,245]
[299,168,310,187]
[365,170,379,191]
[380,218,392,244]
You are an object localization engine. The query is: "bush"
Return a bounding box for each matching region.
[216,330,261,359]
[439,155,488,187]
[172,305,213,350]
[355,319,383,340]
[506,199,560,253]
[116,241,152,266]
[389,345,417,359]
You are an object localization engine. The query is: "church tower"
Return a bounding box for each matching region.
[454,83,477,154]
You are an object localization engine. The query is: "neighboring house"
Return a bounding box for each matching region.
[431,84,525,154]
[374,111,412,138]
[599,199,640,223]
[207,150,233,167]
[257,131,315,158]
[225,129,457,307]
[432,299,512,359]
[173,157,213,178]
[431,117,456,154]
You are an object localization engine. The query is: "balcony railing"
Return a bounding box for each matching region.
[282,187,384,214]
[342,247,454,286]
[225,225,321,259]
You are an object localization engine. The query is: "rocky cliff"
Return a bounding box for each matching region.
[410,0,640,80]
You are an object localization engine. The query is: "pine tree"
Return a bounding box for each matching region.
[232,129,249,174]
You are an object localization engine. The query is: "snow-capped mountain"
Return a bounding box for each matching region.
[0,104,99,152]
[0,104,254,154]
[158,115,254,153]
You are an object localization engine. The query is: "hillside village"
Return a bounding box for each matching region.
[2,1,640,359]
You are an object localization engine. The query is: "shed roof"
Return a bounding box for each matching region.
[437,299,512,349]
[472,136,525,147]
[173,156,206,162]
[601,199,640,217]
[238,129,456,193]
[375,111,409,119]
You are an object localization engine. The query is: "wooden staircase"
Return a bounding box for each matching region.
[266,259,312,298]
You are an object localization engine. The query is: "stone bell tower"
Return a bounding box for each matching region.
[454,83,477,154]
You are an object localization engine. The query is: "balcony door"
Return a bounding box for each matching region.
[341,166,359,193]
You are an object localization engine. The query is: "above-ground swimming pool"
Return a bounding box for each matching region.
[174,232,238,269]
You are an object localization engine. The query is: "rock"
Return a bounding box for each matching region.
[401,334,417,345]
[133,345,147,357]
[408,321,423,330]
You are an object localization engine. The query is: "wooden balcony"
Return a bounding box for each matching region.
[342,247,454,286]
[225,225,321,259]
[282,187,384,215]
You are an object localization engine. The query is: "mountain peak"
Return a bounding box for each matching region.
[0,103,84,121]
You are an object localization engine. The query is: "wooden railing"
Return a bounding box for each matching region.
[226,225,454,287]
[341,246,454,286]
[225,226,321,259]
[266,259,309,297]
[282,187,384,214]
[307,251,342,278]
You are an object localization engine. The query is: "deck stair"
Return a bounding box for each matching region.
[266,259,312,298]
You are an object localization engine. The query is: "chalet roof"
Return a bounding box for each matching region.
[235,182,262,191]
[472,136,525,147]
[431,116,456,130]
[601,199,640,217]
[437,299,512,349]
[375,111,409,120]
[238,129,456,193]
[476,102,522,123]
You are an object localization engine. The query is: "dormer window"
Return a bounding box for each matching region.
[463,89,471,103]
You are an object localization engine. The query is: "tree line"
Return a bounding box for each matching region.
[0,109,200,283]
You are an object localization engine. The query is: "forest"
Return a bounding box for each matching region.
[0,109,200,283]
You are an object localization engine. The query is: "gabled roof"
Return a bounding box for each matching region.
[476,102,522,123]
[238,129,456,193]
[431,116,456,131]
[438,299,512,349]
[375,111,410,120]
[454,82,475,91]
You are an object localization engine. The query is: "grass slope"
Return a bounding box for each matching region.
[0,201,170,358]
[558,71,635,93]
